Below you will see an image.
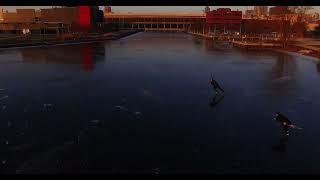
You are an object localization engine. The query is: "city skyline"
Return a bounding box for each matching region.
[1,6,319,14]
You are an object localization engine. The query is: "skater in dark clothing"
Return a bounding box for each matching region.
[210,75,224,95]
[274,112,302,136]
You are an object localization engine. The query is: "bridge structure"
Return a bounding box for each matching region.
[104,12,248,36]
[104,12,280,44]
[104,12,206,32]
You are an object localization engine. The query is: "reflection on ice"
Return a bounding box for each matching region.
[7,121,12,127]
[133,111,142,116]
[152,168,160,175]
[209,94,224,108]
[91,120,100,124]
[141,88,160,101]
[114,105,128,112]
[273,136,289,153]
[271,76,293,83]
[42,104,54,112]
[0,95,8,101]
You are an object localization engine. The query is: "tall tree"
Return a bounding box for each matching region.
[203,6,210,14]
[279,18,294,48]
[287,6,310,38]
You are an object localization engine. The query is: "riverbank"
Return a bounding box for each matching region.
[283,44,320,61]
[188,31,320,60]
[282,38,320,61]
[0,30,141,49]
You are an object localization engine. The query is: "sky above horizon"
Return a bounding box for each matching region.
[0,6,319,14]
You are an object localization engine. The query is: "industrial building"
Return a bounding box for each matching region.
[0,6,104,34]
[105,12,205,31]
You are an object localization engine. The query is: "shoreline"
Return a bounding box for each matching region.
[0,30,141,50]
[1,31,319,62]
[283,44,320,62]
[276,48,320,62]
[187,32,320,61]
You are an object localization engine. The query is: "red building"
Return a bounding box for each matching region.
[78,6,91,32]
[206,8,242,24]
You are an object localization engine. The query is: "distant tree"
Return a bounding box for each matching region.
[97,10,104,23]
[279,18,294,48]
[294,20,307,38]
[286,6,310,38]
[203,6,210,14]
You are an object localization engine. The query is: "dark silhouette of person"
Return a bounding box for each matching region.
[210,77,224,95]
[274,112,301,136]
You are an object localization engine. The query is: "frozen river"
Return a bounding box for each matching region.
[0,32,320,173]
